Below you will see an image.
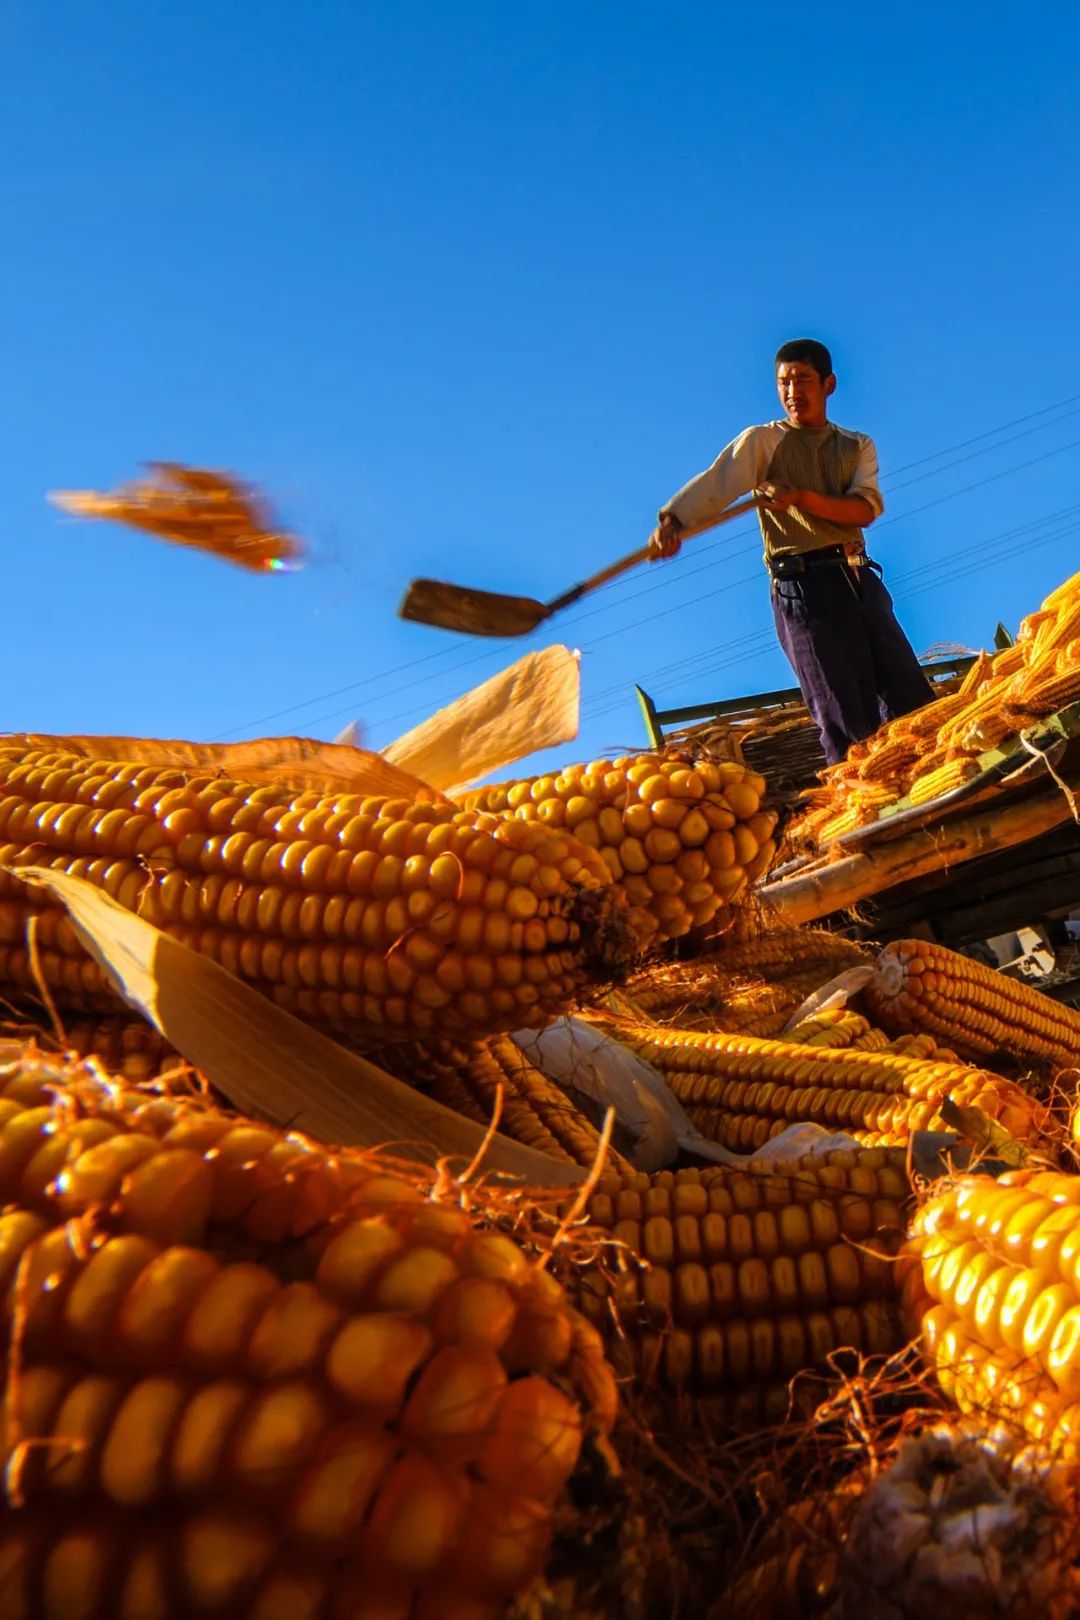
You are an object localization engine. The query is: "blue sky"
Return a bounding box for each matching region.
[6,3,1079,781]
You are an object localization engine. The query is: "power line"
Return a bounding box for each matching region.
[360,507,1080,743]
[577,505,1080,723]
[883,392,1080,478]
[210,402,1080,741]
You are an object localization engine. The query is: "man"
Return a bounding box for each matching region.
[648,339,931,765]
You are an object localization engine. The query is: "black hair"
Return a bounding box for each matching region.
[774,339,833,380]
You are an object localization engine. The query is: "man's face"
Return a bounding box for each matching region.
[775,360,835,428]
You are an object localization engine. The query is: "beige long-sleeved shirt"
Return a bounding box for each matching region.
[660,420,884,559]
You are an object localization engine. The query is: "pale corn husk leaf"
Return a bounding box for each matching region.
[12,864,583,1188]
[383,644,580,793]
[3,732,445,802]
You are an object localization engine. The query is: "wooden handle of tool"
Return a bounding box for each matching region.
[545,495,762,614]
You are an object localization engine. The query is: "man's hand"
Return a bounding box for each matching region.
[756,481,804,512]
[647,512,683,561]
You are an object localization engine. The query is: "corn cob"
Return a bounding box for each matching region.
[711,1421,1080,1620]
[374,1034,634,1174]
[53,1017,185,1081]
[623,965,831,1037]
[0,740,638,1043]
[881,1030,960,1062]
[0,1040,437,1252]
[0,1071,618,1615]
[699,927,873,980]
[783,1008,877,1049]
[866,938,1080,1071]
[611,1022,1047,1150]
[459,751,777,945]
[902,1168,1080,1458]
[905,756,981,806]
[573,1151,909,1403]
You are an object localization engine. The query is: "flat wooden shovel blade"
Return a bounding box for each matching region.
[398,576,549,637]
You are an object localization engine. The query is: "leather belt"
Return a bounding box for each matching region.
[767,546,872,581]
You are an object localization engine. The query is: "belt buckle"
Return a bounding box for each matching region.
[770,552,805,580]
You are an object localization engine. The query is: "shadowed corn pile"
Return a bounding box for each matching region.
[0,1041,618,1619]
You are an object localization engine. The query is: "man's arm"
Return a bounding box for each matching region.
[648,426,775,560]
[756,485,876,526]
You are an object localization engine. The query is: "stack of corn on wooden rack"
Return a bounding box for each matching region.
[0,566,1078,1617]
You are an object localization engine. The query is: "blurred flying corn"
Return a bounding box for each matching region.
[49,463,306,574]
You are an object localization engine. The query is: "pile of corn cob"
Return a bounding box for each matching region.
[0,1038,618,1619]
[0,737,642,1044]
[0,740,785,1049]
[459,750,777,945]
[788,568,1080,850]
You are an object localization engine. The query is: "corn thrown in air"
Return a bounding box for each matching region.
[459,751,778,945]
[0,739,638,1043]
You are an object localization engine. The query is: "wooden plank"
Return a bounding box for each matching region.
[760,785,1079,927]
[853,823,1080,926]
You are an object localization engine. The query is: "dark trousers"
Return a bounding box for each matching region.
[771,562,932,766]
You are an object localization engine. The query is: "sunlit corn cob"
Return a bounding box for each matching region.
[0,1106,618,1613]
[374,1034,633,1174]
[571,1151,909,1403]
[905,757,981,805]
[866,938,1080,1071]
[611,1022,1046,1151]
[850,735,924,783]
[459,751,777,945]
[1005,669,1080,716]
[0,740,637,1043]
[881,1030,960,1062]
[902,1168,1080,1457]
[803,803,865,845]
[783,1008,878,1050]
[785,572,1080,851]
